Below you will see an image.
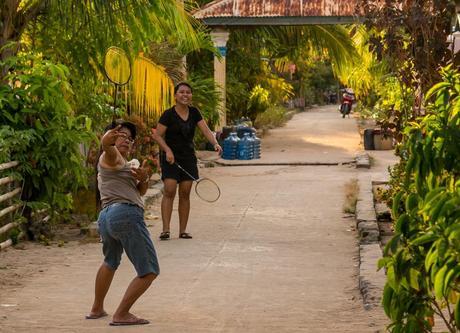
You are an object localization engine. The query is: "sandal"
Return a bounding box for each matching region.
[179,232,192,239]
[159,231,170,240]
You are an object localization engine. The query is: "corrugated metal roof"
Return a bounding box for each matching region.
[194,0,357,19]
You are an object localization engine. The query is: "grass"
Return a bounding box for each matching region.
[343,178,359,214]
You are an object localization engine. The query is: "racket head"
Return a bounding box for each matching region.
[104,46,132,85]
[195,177,221,203]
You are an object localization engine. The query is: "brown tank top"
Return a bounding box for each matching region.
[97,160,144,209]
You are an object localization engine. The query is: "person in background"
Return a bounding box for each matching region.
[153,82,222,240]
[87,120,159,326]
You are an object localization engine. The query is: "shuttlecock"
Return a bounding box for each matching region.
[127,158,140,169]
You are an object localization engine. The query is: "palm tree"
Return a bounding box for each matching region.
[0,0,203,79]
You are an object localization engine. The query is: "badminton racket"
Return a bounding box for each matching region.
[103,46,132,122]
[175,162,221,203]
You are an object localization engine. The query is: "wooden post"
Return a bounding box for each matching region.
[211,28,230,131]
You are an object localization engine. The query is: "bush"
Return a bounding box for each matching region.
[380,66,460,332]
[254,106,294,130]
[0,52,94,238]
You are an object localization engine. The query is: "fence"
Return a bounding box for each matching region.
[0,161,22,250]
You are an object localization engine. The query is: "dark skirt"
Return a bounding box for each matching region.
[160,152,198,183]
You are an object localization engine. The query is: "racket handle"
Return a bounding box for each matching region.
[175,162,197,181]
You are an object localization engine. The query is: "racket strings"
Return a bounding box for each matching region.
[195,178,220,203]
[104,47,131,85]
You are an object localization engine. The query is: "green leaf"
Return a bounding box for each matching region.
[411,233,437,246]
[425,247,438,272]
[434,265,448,299]
[443,266,460,295]
[405,193,419,212]
[425,82,450,101]
[395,213,410,235]
[408,268,420,291]
[392,191,404,219]
[382,283,394,317]
[377,257,390,270]
[387,266,396,290]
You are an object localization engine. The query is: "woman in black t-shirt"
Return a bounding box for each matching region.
[153,82,222,240]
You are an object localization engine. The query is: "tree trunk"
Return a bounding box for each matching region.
[0,0,43,80]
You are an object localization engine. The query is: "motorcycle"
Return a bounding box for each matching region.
[340,89,355,118]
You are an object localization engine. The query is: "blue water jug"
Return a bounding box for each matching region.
[237,133,253,160]
[251,133,261,159]
[222,132,239,160]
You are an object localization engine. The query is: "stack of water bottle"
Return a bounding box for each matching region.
[222,127,261,160]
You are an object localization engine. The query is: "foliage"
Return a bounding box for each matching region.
[379,66,460,332]
[293,57,337,105]
[187,24,355,123]
[253,106,294,130]
[0,52,94,236]
[125,115,159,171]
[0,0,209,135]
[358,0,455,102]
[373,77,416,142]
[186,73,221,130]
[334,25,387,106]
[248,85,271,119]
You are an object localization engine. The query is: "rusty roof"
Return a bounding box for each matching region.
[194,0,358,19]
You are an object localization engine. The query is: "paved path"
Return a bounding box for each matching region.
[0,106,388,332]
[217,105,359,165]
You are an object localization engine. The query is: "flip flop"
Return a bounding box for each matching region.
[179,232,192,239]
[159,231,170,240]
[109,318,150,326]
[85,311,108,319]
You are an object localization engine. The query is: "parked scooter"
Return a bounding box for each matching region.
[340,88,355,118]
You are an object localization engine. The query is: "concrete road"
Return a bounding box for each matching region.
[0,106,388,332]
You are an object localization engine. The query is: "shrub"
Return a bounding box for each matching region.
[0,52,94,238]
[380,66,460,332]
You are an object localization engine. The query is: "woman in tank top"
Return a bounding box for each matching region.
[87,120,159,326]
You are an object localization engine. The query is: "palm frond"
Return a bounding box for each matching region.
[123,55,174,124]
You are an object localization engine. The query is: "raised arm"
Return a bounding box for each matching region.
[197,120,222,155]
[100,125,124,168]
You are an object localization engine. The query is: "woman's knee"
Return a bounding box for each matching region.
[162,185,177,199]
[178,181,192,200]
[139,272,157,284]
[178,189,191,200]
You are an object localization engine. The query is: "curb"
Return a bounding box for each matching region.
[214,161,355,167]
[143,181,164,207]
[356,151,370,169]
[356,175,384,309]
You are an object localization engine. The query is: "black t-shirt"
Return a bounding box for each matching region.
[158,106,203,159]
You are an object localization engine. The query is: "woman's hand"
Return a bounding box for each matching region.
[131,160,151,183]
[214,143,223,156]
[102,125,124,147]
[165,149,175,164]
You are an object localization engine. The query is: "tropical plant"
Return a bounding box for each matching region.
[379,66,460,332]
[188,23,356,123]
[254,105,294,130]
[1,0,209,130]
[358,0,456,115]
[0,52,94,238]
[186,73,221,130]
[334,25,388,106]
